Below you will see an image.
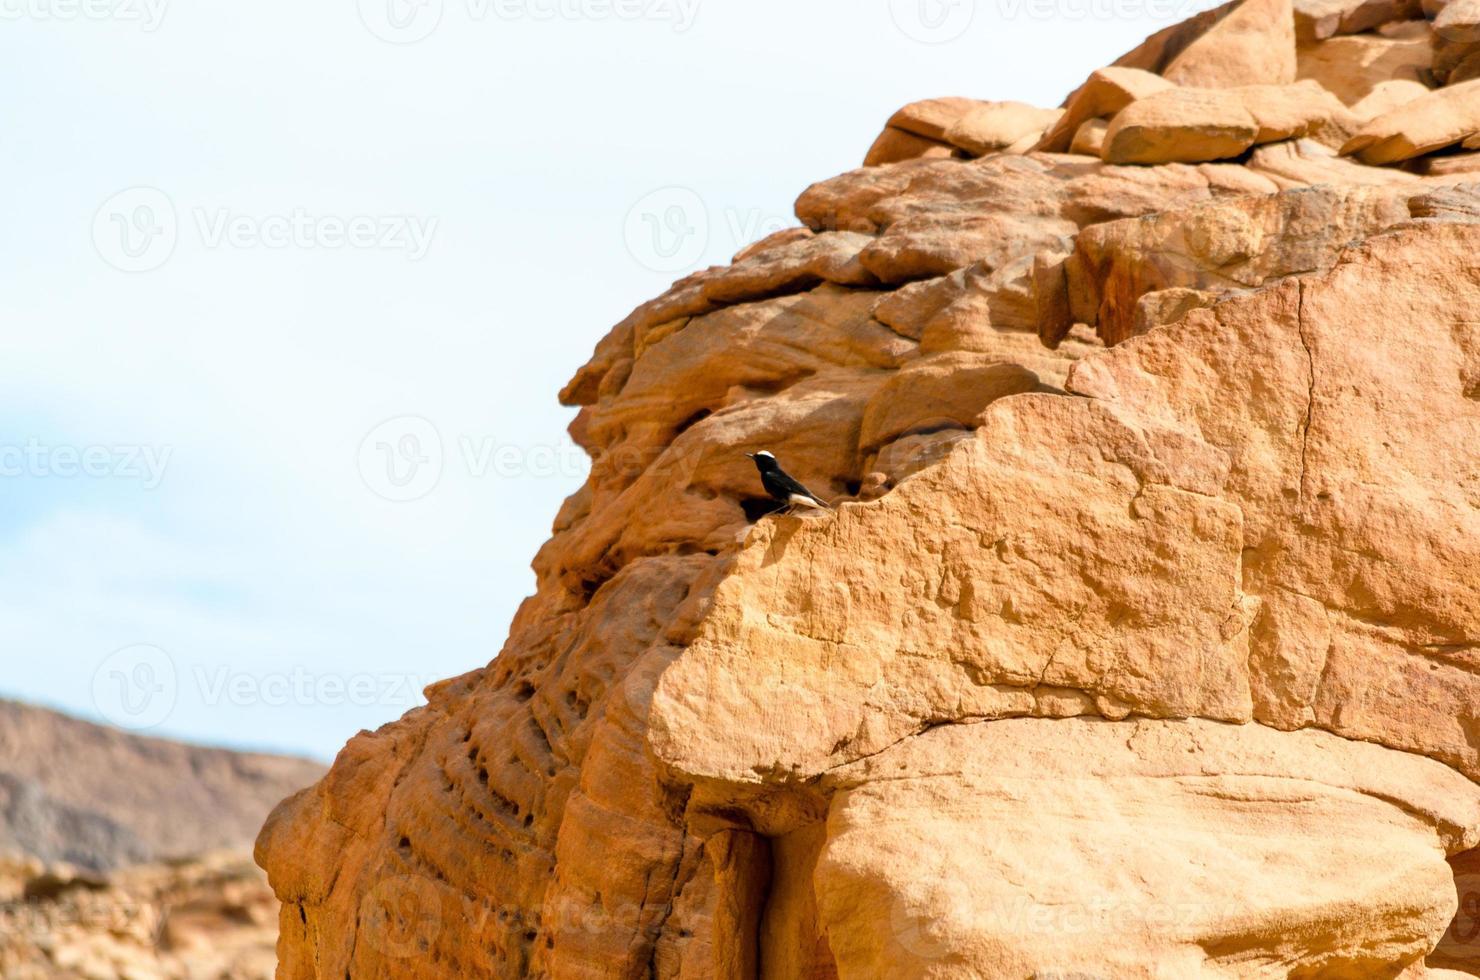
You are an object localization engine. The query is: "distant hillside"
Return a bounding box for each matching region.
[0,699,324,871]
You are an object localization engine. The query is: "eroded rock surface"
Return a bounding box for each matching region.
[258,0,1480,976]
[0,852,281,980]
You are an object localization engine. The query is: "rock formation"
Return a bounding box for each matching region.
[0,701,324,979]
[258,0,1480,975]
[0,852,281,980]
[0,699,324,872]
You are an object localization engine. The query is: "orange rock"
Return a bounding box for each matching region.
[886,97,981,142]
[1069,117,1109,156]
[816,720,1479,976]
[1163,0,1298,87]
[940,101,1062,156]
[1296,31,1433,105]
[1102,88,1260,164]
[1239,79,1361,145]
[1436,0,1480,44]
[863,126,957,167]
[256,8,1480,978]
[1066,184,1412,343]
[1295,0,1422,40]
[1035,67,1175,153]
[1102,83,1358,165]
[1250,136,1423,186]
[1342,78,1480,162]
[700,231,878,305]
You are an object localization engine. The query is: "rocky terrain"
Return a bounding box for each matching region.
[0,699,324,872]
[0,701,323,979]
[258,0,1480,975]
[0,851,281,980]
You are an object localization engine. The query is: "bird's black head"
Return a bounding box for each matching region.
[746,450,780,472]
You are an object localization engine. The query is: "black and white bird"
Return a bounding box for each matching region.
[746,451,831,512]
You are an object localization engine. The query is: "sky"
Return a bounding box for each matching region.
[0,0,1218,761]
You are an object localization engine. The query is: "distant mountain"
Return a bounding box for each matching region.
[0,699,324,872]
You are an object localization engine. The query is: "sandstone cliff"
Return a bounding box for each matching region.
[258,1,1480,975]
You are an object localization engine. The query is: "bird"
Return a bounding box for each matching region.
[746,451,831,512]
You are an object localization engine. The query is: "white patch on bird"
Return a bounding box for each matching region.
[789,494,823,509]
[755,451,775,459]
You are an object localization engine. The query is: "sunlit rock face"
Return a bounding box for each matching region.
[257,0,1480,975]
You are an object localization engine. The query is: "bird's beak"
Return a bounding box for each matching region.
[744,452,755,459]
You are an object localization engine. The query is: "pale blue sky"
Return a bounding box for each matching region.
[0,0,1215,761]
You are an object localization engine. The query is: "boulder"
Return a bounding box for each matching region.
[886,97,980,142]
[1034,66,1175,153]
[941,101,1063,156]
[1163,0,1298,87]
[1435,0,1480,44]
[1296,31,1433,105]
[1070,117,1109,156]
[1342,78,1480,163]
[1239,79,1361,145]
[1102,88,1260,164]
[1295,0,1422,40]
[699,231,879,305]
[818,720,1480,978]
[864,126,957,166]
